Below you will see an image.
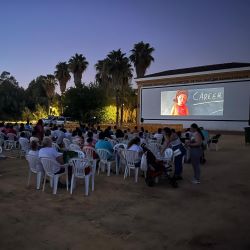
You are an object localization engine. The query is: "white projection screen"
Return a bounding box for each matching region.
[140,80,250,122]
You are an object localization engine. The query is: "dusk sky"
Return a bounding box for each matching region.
[1,0,250,92]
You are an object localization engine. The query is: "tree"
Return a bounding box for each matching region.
[0,73,25,120]
[68,53,89,88]
[25,77,49,111]
[55,62,71,114]
[105,49,133,125]
[63,84,106,122]
[54,62,71,94]
[129,41,155,78]
[0,71,18,86]
[43,75,58,114]
[95,59,112,96]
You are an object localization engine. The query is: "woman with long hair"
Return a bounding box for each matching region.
[187,123,203,184]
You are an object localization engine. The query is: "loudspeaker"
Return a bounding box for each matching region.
[141,118,144,123]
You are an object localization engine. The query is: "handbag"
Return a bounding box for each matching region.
[140,152,148,171]
[173,148,182,157]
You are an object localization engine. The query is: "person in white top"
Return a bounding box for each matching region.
[19,132,30,153]
[38,136,64,174]
[127,137,143,167]
[153,128,164,143]
[28,140,44,172]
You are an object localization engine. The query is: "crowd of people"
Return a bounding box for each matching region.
[0,119,209,187]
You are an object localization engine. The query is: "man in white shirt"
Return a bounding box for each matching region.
[38,136,64,174]
[153,128,164,143]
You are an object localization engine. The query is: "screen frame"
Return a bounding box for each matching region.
[140,79,250,122]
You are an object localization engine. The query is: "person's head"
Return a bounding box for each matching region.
[87,131,93,138]
[127,137,140,148]
[139,131,144,138]
[87,137,93,144]
[30,140,38,151]
[157,128,162,134]
[190,123,199,132]
[44,129,51,137]
[175,90,188,106]
[42,136,52,147]
[20,132,26,138]
[98,131,105,140]
[37,119,43,126]
[115,129,124,138]
[163,127,172,136]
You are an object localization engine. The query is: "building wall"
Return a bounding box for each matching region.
[136,69,250,131]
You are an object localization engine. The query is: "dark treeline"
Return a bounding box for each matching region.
[0,42,154,125]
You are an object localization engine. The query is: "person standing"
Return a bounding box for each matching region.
[186,123,203,184]
[34,119,44,143]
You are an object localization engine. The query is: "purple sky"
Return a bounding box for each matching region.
[1,0,250,91]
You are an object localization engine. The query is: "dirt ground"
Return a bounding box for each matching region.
[0,135,250,250]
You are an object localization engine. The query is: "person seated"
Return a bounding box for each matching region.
[72,130,84,149]
[161,127,186,180]
[85,137,98,159]
[139,131,146,145]
[24,122,33,131]
[127,137,143,167]
[27,140,44,174]
[95,131,114,159]
[5,124,17,135]
[133,126,139,134]
[38,137,65,175]
[19,123,25,132]
[115,129,124,140]
[85,131,97,145]
[153,128,163,143]
[30,131,40,143]
[64,129,72,142]
[19,132,30,151]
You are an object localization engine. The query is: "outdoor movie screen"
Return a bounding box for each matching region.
[160,87,224,116]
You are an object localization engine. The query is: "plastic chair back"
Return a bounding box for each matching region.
[26,154,40,173]
[40,158,60,177]
[69,158,89,178]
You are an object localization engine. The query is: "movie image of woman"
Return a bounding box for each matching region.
[170,90,189,116]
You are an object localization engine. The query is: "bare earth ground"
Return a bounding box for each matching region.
[0,135,250,250]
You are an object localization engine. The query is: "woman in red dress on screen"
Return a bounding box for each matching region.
[170,90,189,116]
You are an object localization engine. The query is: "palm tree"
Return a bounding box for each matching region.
[40,75,58,114]
[55,62,71,114]
[54,62,71,94]
[95,59,112,96]
[105,49,133,125]
[68,53,88,88]
[129,41,155,78]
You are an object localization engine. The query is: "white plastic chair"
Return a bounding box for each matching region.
[19,138,30,158]
[26,154,44,189]
[96,148,115,176]
[40,157,68,195]
[52,142,61,151]
[123,150,140,183]
[73,150,85,159]
[148,142,161,157]
[113,143,127,175]
[69,158,94,196]
[69,143,81,151]
[83,146,97,174]
[63,138,71,150]
[3,140,15,151]
[7,133,18,148]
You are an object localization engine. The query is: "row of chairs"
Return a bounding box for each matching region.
[26,155,95,195]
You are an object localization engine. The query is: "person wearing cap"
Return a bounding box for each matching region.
[170,90,189,116]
